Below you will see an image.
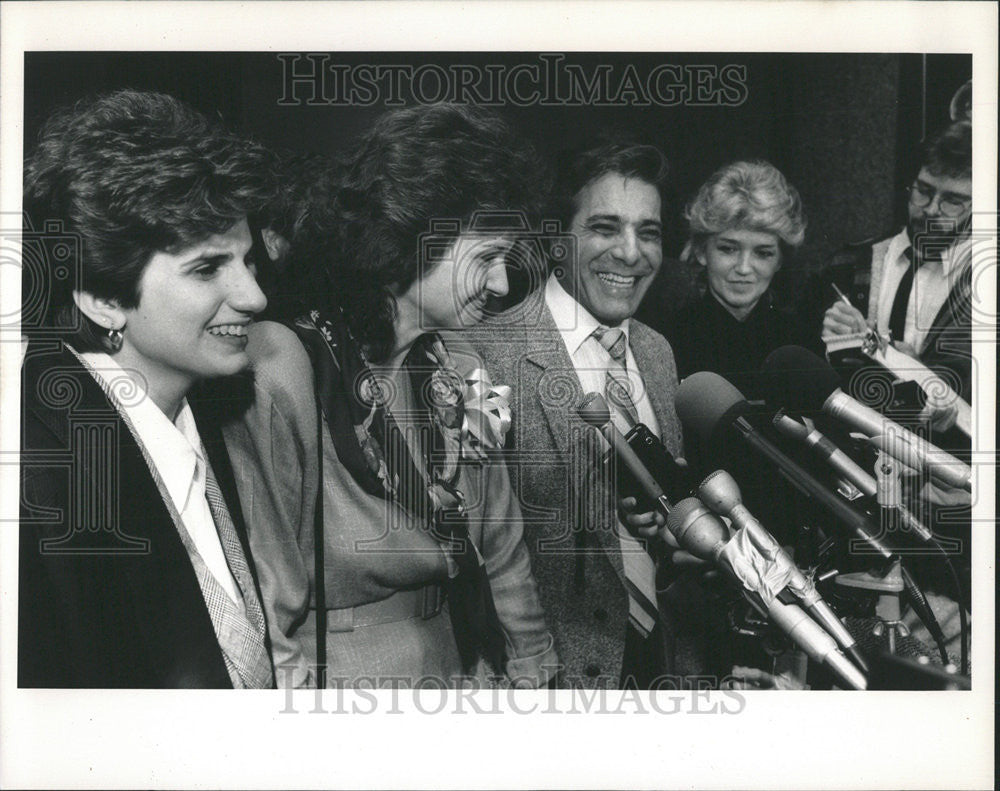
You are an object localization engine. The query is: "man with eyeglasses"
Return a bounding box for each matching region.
[820,120,973,411]
[816,120,973,665]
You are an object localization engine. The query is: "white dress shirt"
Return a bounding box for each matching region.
[544,273,661,438]
[80,352,240,603]
[875,228,973,354]
[544,275,662,636]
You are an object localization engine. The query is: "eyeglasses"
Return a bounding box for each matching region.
[908,181,972,217]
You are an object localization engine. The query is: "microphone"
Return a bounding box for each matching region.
[577,393,673,518]
[772,411,934,544]
[698,469,868,673]
[674,371,893,559]
[761,346,971,493]
[772,410,877,499]
[665,499,866,690]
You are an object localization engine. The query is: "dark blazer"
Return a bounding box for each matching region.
[18,341,261,688]
[472,290,685,686]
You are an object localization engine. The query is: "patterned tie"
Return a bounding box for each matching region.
[592,326,640,427]
[888,246,919,344]
[590,326,658,638]
[202,460,274,689]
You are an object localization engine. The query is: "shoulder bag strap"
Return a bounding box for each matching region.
[313,392,327,688]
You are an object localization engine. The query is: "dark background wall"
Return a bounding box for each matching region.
[23,51,970,314]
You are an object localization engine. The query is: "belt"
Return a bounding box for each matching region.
[325,584,445,632]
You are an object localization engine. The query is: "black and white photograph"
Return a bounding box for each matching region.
[0,2,995,789]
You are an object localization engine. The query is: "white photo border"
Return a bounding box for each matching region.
[1,2,995,789]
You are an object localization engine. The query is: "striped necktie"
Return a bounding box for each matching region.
[591,326,658,638]
[592,326,640,427]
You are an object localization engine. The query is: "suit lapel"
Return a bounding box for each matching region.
[534,304,632,582]
[521,302,585,456]
[868,236,893,320]
[630,326,670,430]
[923,263,972,351]
[190,386,260,579]
[513,301,626,581]
[629,322,682,454]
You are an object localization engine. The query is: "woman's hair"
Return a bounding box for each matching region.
[290,103,546,362]
[682,159,806,263]
[261,149,339,245]
[23,89,273,352]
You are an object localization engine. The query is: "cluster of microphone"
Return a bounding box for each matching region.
[576,345,973,689]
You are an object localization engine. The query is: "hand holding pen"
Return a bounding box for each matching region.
[822,283,869,338]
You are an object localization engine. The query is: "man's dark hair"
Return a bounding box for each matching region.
[920,120,972,181]
[290,103,546,361]
[552,138,670,231]
[23,89,273,351]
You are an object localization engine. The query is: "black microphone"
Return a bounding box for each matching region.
[665,498,866,690]
[761,345,971,493]
[698,469,868,673]
[619,422,692,506]
[674,371,893,560]
[577,393,674,518]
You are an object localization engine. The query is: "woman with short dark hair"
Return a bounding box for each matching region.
[20,90,274,688]
[225,103,558,688]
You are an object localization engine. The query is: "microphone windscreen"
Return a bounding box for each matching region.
[674,371,746,446]
[577,392,611,428]
[665,497,727,561]
[760,345,841,414]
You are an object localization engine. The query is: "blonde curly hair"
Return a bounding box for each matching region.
[682,159,806,263]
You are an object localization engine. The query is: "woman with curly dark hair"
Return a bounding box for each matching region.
[19,90,274,688]
[224,103,558,688]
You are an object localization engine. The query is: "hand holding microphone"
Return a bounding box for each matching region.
[576,393,691,554]
[617,497,666,540]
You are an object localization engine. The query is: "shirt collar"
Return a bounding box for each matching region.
[889,228,912,267]
[897,226,972,277]
[79,351,203,511]
[544,272,630,355]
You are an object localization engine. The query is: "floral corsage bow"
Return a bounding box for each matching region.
[425,337,512,462]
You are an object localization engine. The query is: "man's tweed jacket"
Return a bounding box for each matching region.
[471,289,684,687]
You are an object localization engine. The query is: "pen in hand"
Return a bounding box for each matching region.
[824,282,868,338]
[831,282,853,308]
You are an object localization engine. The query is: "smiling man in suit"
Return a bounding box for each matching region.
[474,139,692,689]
